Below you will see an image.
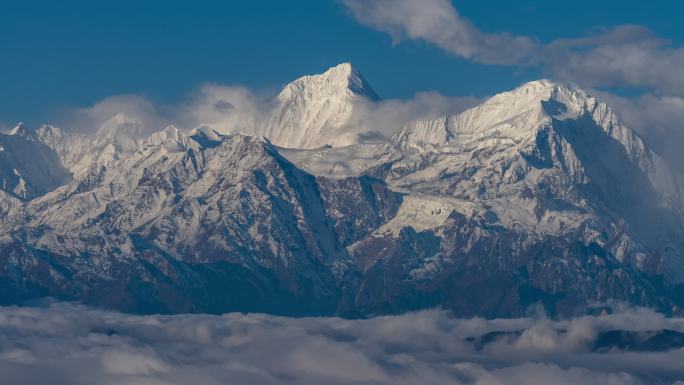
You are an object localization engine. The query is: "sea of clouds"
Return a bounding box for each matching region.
[1,303,683,385]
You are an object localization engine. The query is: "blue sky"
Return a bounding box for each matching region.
[1,0,683,127]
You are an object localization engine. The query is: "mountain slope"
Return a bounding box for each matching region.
[0,124,71,200]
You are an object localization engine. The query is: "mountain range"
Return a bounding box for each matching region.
[2,63,684,318]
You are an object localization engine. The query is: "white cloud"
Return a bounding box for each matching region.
[0,303,683,385]
[62,94,170,135]
[55,86,264,137]
[545,26,684,95]
[343,91,480,143]
[180,84,264,134]
[341,0,539,65]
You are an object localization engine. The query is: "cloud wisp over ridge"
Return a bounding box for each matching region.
[1,303,684,385]
[51,81,479,146]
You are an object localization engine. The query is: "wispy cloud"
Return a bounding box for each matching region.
[342,0,539,65]
[52,83,479,143]
[345,91,480,142]
[55,86,265,137]
[179,84,265,134]
[545,26,684,95]
[1,303,683,385]
[59,94,170,135]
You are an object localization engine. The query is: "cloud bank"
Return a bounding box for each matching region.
[1,303,684,385]
[53,83,479,146]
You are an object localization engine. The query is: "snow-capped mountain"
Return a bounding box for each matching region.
[214,63,380,149]
[381,79,683,256]
[2,65,684,317]
[379,80,682,234]
[258,63,379,149]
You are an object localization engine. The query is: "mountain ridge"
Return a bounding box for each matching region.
[2,67,684,317]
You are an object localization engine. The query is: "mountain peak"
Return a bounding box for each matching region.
[94,114,143,153]
[462,78,604,128]
[7,122,37,140]
[188,125,224,149]
[281,62,379,102]
[96,113,143,137]
[391,79,614,155]
[36,124,63,135]
[145,125,189,149]
[506,79,596,110]
[326,62,380,100]
[8,121,26,131]
[500,78,588,99]
[259,63,380,149]
[514,78,558,91]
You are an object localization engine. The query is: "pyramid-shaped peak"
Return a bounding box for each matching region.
[260,63,380,149]
[8,122,28,134]
[92,113,143,153]
[283,62,380,101]
[322,62,363,83]
[7,122,37,140]
[326,62,356,76]
[96,113,143,138]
